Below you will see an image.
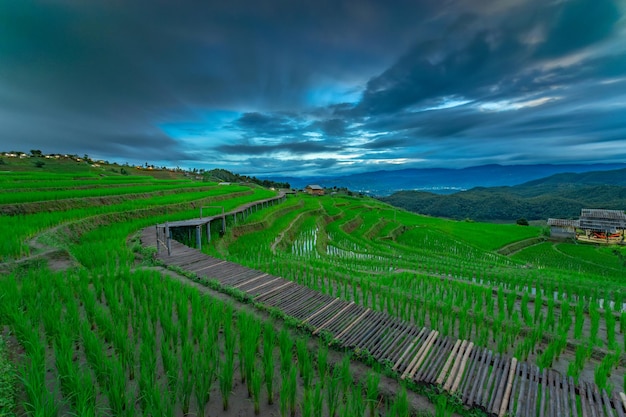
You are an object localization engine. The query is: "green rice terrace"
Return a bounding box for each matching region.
[1,165,625,417]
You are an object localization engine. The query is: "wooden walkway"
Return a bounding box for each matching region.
[155,192,286,252]
[140,228,626,417]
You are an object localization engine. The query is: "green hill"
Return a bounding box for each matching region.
[380,168,626,221]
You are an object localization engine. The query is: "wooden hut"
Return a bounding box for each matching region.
[305,184,324,196]
[549,209,626,243]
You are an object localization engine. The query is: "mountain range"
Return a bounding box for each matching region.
[379,168,626,222]
[266,163,626,196]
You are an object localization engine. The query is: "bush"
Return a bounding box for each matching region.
[516,218,529,226]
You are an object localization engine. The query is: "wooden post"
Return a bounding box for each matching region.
[498,358,518,417]
[450,341,474,393]
[207,220,211,243]
[443,340,468,390]
[436,339,462,385]
[155,224,159,255]
[165,223,171,256]
[196,225,202,250]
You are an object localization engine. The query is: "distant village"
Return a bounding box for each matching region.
[1,150,182,172]
[1,150,347,195]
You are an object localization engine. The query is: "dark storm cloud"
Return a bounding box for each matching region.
[1,0,624,174]
[309,119,348,137]
[537,0,621,56]
[359,137,413,151]
[234,112,305,137]
[216,140,341,156]
[355,0,623,116]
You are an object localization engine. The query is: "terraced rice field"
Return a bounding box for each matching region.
[1,168,625,416]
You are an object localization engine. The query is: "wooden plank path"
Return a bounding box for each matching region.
[141,227,626,417]
[155,192,286,252]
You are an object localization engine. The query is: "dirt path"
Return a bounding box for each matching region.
[270,201,322,253]
[0,223,78,273]
[496,236,545,256]
[270,211,309,253]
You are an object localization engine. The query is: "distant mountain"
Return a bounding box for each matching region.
[263,163,626,196]
[521,168,626,188]
[379,168,626,222]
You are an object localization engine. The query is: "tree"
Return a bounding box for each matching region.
[30,149,43,157]
[516,218,529,226]
[34,160,45,168]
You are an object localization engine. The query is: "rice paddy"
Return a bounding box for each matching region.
[1,167,624,416]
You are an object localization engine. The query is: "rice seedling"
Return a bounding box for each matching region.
[572,300,585,341]
[594,349,621,394]
[300,349,314,391]
[194,341,216,415]
[238,311,262,392]
[279,374,289,417]
[339,354,352,399]
[220,332,236,410]
[326,368,341,417]
[348,383,366,417]
[288,366,298,417]
[317,341,329,383]
[313,381,324,417]
[605,303,617,350]
[301,388,313,417]
[160,335,179,398]
[389,386,409,417]
[567,343,591,383]
[19,353,60,417]
[263,322,276,405]
[296,336,308,377]
[107,360,130,416]
[365,371,380,417]
[589,301,600,345]
[68,372,98,416]
[279,328,293,376]
[179,343,194,415]
[435,394,454,417]
[251,365,263,415]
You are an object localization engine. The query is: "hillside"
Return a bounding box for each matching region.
[266,163,626,195]
[2,165,625,416]
[380,168,626,221]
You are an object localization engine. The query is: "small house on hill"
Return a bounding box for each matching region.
[305,184,324,196]
[548,209,626,243]
[547,218,579,239]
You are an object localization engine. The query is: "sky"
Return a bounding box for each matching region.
[1,0,626,177]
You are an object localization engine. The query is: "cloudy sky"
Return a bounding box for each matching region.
[1,0,625,176]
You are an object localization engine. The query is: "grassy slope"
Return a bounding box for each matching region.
[2,163,625,414]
